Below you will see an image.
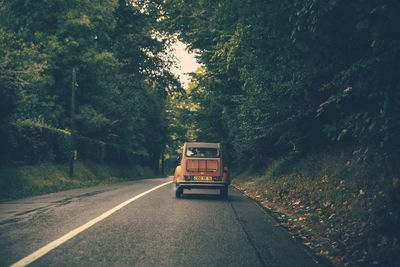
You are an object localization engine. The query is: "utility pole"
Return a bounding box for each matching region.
[69,68,77,178]
[161,150,165,176]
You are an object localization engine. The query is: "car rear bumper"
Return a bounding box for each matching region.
[176,182,228,189]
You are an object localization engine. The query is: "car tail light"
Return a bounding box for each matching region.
[213,176,222,181]
[184,176,192,181]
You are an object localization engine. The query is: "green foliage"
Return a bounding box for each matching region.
[1,118,151,168]
[0,57,22,123]
[163,78,196,173]
[2,119,72,164]
[1,0,179,172]
[0,161,155,200]
[161,0,400,171]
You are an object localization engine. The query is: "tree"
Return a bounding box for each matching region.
[161,0,400,170]
[0,0,179,169]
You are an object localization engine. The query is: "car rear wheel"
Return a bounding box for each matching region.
[220,186,228,199]
[175,186,183,198]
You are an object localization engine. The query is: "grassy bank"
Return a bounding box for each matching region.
[232,149,400,266]
[0,161,155,200]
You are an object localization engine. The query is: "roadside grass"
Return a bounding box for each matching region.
[0,161,155,200]
[232,149,400,266]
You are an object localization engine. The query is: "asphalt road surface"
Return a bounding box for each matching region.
[0,177,328,267]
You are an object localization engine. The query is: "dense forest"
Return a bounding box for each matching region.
[0,0,181,171]
[162,0,400,172]
[2,0,399,172]
[1,0,400,265]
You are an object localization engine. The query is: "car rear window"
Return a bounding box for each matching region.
[186,147,220,158]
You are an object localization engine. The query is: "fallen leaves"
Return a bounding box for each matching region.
[231,173,400,267]
[343,86,352,93]
[323,201,331,207]
[320,250,329,255]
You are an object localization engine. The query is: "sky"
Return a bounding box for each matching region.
[170,41,201,88]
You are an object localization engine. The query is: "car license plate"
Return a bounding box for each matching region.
[193,176,212,181]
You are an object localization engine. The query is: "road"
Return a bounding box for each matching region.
[0,177,327,267]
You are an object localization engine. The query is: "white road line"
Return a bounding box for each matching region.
[10,180,172,267]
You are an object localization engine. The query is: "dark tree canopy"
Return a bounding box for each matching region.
[0,0,179,168]
[161,0,400,169]
[1,0,400,173]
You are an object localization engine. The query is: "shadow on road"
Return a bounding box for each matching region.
[178,192,240,202]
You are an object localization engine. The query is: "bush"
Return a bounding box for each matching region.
[76,135,106,162]
[1,120,72,164]
[0,119,152,167]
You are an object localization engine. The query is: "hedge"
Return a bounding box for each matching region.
[0,120,150,166]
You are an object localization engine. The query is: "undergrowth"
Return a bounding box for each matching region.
[233,148,400,266]
[0,161,155,200]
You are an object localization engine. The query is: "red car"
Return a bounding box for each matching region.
[173,142,230,198]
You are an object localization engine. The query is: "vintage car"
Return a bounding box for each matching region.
[173,142,230,198]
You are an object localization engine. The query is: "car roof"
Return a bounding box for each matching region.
[185,142,221,149]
